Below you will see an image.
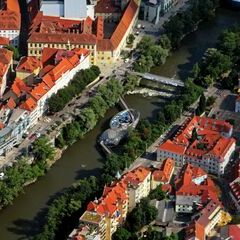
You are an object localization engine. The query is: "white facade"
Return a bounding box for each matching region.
[0,29,20,47]
[127,171,151,211]
[158,140,236,176]
[0,53,90,155]
[41,0,95,19]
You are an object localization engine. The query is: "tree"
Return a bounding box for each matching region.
[32,137,55,162]
[191,127,198,142]
[90,95,108,118]
[113,227,132,240]
[78,108,97,132]
[197,93,206,114]
[149,185,167,200]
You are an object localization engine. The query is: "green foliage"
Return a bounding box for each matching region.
[124,74,140,92]
[196,93,206,115]
[125,198,157,232]
[134,35,171,72]
[164,0,219,48]
[4,45,20,60]
[32,137,55,162]
[140,227,163,240]
[206,96,216,107]
[34,176,99,240]
[48,66,100,113]
[127,34,135,45]
[57,79,123,147]
[113,227,132,240]
[149,185,167,200]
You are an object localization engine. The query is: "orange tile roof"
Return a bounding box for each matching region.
[6,97,16,109]
[152,158,175,183]
[0,48,12,83]
[0,36,9,45]
[20,97,37,111]
[121,166,151,187]
[16,56,42,74]
[175,164,218,206]
[0,9,20,30]
[6,0,20,13]
[10,77,32,97]
[87,182,127,217]
[97,0,138,51]
[159,116,236,162]
[28,12,97,45]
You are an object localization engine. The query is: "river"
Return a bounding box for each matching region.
[0,8,239,240]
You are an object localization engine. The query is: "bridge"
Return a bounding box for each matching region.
[132,72,185,87]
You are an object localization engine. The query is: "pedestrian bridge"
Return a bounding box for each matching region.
[132,72,185,87]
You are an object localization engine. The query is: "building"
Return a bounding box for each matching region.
[220,224,240,239]
[75,182,128,240]
[175,164,218,214]
[0,48,13,97]
[40,0,95,20]
[0,0,20,47]
[28,12,103,65]
[141,0,177,24]
[229,160,240,212]
[97,0,139,65]
[121,166,151,211]
[235,96,240,112]
[16,56,42,80]
[185,200,223,240]
[151,158,175,190]
[0,47,90,155]
[158,116,236,176]
[28,0,140,66]
[95,0,121,22]
[69,166,151,240]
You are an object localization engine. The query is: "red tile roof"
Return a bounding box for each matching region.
[28,12,97,45]
[121,166,151,187]
[0,48,12,83]
[87,182,128,217]
[97,0,138,51]
[175,164,219,207]
[20,97,37,111]
[0,9,20,30]
[152,158,175,183]
[16,56,42,74]
[159,116,236,162]
[6,97,16,109]
[0,36,9,45]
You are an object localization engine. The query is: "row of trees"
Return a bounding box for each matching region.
[164,0,219,48]
[193,25,240,89]
[56,78,124,147]
[34,176,100,240]
[133,35,172,73]
[48,65,101,113]
[0,137,55,207]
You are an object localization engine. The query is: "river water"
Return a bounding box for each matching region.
[0,8,239,240]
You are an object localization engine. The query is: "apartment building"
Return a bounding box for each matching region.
[72,182,128,240]
[0,48,13,97]
[121,166,151,211]
[151,158,175,190]
[175,164,218,214]
[186,200,223,240]
[0,0,20,47]
[0,47,90,155]
[28,0,140,66]
[158,116,236,176]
